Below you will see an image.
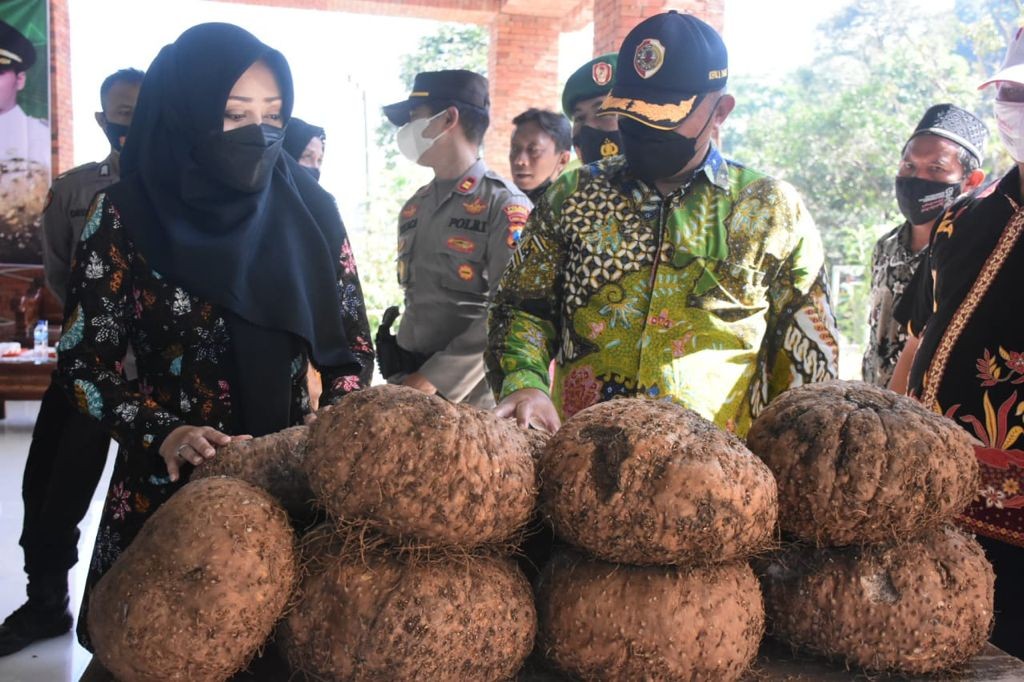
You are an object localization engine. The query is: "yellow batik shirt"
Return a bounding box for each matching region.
[485,149,839,436]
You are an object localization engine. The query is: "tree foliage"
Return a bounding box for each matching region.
[724,0,1020,353]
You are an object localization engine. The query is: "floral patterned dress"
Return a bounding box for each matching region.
[57,193,374,648]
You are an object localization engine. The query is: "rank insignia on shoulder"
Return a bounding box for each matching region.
[503,204,529,225]
[457,176,477,194]
[447,237,476,254]
[462,197,487,215]
[457,263,475,281]
[401,204,418,220]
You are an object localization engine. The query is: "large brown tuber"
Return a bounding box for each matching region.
[537,551,764,681]
[88,477,297,682]
[192,425,311,517]
[760,525,994,674]
[305,384,536,548]
[540,398,777,565]
[747,380,979,545]
[279,537,536,681]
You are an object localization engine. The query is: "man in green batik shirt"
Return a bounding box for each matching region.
[487,11,839,436]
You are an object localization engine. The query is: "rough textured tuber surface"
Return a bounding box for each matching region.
[305,384,537,548]
[759,525,994,674]
[279,544,536,681]
[192,425,311,517]
[88,477,297,682]
[746,380,980,546]
[540,398,777,565]
[537,551,764,681]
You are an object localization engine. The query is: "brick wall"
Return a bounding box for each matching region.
[49,0,73,174]
[484,11,561,177]
[593,0,723,56]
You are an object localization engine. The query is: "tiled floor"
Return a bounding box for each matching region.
[0,400,115,682]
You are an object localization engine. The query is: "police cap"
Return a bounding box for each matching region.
[0,20,36,73]
[383,70,489,126]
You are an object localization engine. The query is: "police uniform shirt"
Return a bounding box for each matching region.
[395,158,531,406]
[41,155,118,304]
[0,103,50,171]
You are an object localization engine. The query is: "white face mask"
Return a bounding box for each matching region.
[995,100,1024,163]
[396,110,448,163]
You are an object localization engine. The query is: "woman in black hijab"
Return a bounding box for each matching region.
[283,117,326,180]
[57,23,374,649]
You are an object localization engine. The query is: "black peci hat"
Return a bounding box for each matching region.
[0,20,36,73]
[599,11,727,130]
[383,70,489,126]
[907,104,988,164]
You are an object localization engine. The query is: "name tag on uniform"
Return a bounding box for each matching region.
[449,217,486,233]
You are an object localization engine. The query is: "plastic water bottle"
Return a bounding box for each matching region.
[33,320,48,365]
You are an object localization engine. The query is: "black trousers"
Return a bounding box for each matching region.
[977,534,1024,659]
[18,377,110,585]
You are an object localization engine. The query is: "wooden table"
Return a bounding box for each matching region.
[519,642,1024,681]
[0,354,55,418]
[748,641,1024,680]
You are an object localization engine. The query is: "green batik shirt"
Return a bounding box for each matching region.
[485,148,839,436]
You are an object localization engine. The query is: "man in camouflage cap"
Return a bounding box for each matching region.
[562,54,621,164]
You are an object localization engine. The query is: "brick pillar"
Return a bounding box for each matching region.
[593,0,724,56]
[484,12,561,179]
[49,0,73,174]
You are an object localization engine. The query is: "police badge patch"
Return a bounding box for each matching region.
[462,197,487,215]
[592,61,613,87]
[634,38,665,79]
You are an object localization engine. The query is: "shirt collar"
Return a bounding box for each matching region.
[618,144,730,198]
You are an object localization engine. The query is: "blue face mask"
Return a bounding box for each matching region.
[194,123,285,193]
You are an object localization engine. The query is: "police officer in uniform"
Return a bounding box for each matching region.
[562,54,621,164]
[0,68,142,657]
[378,70,531,408]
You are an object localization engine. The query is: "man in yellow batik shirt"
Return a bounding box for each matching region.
[487,11,839,436]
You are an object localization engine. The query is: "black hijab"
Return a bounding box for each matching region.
[283,117,325,160]
[106,23,359,436]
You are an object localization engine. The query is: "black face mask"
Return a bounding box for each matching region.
[572,126,622,165]
[620,100,719,184]
[194,123,285,193]
[103,120,130,153]
[305,165,321,182]
[894,176,961,225]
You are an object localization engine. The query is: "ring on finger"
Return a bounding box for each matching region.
[176,443,194,458]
